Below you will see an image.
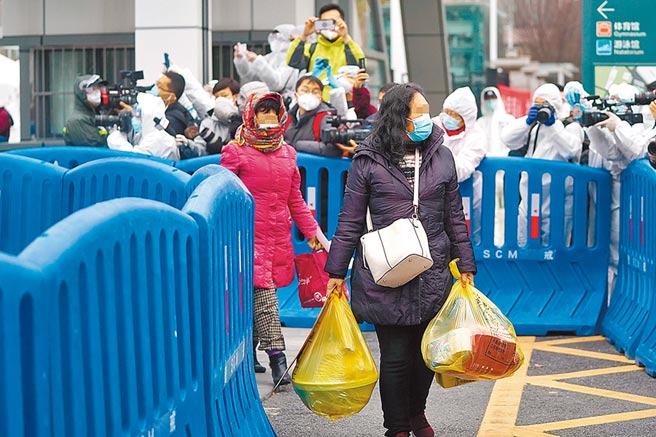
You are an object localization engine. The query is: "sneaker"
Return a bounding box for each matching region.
[410,413,434,437]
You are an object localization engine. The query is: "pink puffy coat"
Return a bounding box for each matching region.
[220,141,318,289]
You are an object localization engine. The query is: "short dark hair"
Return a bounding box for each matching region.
[213,77,241,95]
[319,3,344,18]
[295,75,324,92]
[254,96,281,114]
[163,71,186,98]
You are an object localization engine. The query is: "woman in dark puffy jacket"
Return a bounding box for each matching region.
[325,83,476,437]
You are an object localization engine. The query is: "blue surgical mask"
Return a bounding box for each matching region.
[149,85,160,97]
[441,113,461,131]
[407,114,433,142]
[484,99,498,112]
[131,116,142,134]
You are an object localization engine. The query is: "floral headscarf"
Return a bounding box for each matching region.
[235,92,288,153]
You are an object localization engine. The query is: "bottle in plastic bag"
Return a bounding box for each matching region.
[292,288,378,421]
[421,259,524,385]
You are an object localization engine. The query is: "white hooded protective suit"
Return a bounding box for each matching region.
[433,87,487,244]
[501,83,584,245]
[475,86,515,245]
[434,87,487,182]
[476,87,515,157]
[586,86,651,288]
[107,93,180,160]
[234,24,300,101]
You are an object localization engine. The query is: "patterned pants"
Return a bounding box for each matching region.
[253,287,286,351]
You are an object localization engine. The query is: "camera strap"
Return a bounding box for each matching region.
[525,122,540,158]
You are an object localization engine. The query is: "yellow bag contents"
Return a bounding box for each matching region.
[421,260,524,385]
[292,288,378,421]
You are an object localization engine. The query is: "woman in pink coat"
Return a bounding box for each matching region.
[221,92,322,385]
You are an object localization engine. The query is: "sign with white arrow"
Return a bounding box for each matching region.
[596,0,615,20]
[583,0,656,93]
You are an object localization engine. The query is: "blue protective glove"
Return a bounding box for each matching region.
[325,65,340,89]
[526,105,539,125]
[311,57,328,78]
[543,108,556,126]
[565,89,581,107]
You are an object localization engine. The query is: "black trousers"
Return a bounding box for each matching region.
[375,322,435,436]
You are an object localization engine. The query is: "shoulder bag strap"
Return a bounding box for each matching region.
[412,147,420,218]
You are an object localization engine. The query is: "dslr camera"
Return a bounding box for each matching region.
[582,95,644,127]
[535,102,554,124]
[320,116,372,144]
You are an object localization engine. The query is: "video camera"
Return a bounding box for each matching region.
[581,95,645,127]
[95,112,132,133]
[320,116,372,144]
[99,70,152,113]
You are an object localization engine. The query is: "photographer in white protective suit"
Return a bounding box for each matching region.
[107,93,181,160]
[501,83,584,246]
[234,24,301,103]
[585,82,653,293]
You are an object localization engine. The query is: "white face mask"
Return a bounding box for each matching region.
[320,30,339,41]
[268,33,289,53]
[86,89,101,107]
[213,96,238,118]
[297,93,321,111]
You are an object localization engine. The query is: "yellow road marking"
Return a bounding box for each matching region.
[477,337,535,437]
[532,344,635,363]
[536,335,606,346]
[478,336,656,437]
[528,379,656,406]
[528,364,640,382]
[516,408,656,433]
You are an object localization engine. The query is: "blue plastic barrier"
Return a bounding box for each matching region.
[0,154,65,255]
[7,146,175,168]
[0,253,50,437]
[183,168,275,436]
[62,157,191,213]
[602,160,656,360]
[278,153,353,328]
[184,164,225,198]
[19,199,207,437]
[460,157,612,335]
[175,154,222,174]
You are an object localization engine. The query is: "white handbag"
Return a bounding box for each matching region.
[360,147,433,288]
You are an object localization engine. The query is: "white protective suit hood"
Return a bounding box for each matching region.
[213,97,239,122]
[269,24,296,53]
[436,87,478,140]
[135,93,179,159]
[479,86,508,117]
[532,83,565,117]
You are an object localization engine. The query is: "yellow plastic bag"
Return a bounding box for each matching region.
[421,260,524,386]
[292,289,378,421]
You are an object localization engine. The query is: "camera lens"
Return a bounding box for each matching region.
[537,107,552,123]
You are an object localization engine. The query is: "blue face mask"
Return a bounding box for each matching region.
[407,114,433,142]
[149,85,160,97]
[484,99,498,112]
[131,116,142,134]
[441,113,462,131]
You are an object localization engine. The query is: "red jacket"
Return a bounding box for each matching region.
[221,141,319,289]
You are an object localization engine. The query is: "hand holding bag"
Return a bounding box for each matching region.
[360,147,433,288]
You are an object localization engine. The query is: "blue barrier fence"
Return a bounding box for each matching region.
[0,163,275,435]
[7,146,175,168]
[0,154,66,255]
[601,160,656,375]
[184,167,275,436]
[0,253,50,437]
[459,157,611,335]
[20,199,206,437]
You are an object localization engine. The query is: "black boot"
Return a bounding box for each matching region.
[254,346,266,373]
[269,352,291,385]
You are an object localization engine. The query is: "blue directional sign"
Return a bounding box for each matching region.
[583,0,656,93]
